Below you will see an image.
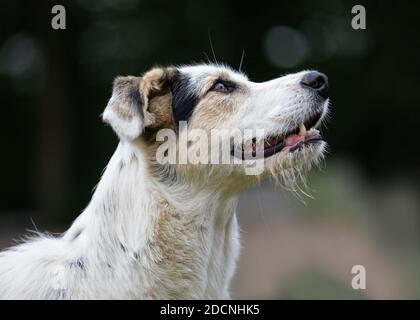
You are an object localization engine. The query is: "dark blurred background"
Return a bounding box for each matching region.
[1,0,420,299]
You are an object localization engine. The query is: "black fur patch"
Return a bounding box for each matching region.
[97,202,108,215]
[70,228,83,241]
[47,288,67,300]
[120,243,127,253]
[170,73,199,127]
[69,257,86,270]
[130,152,137,163]
[128,83,143,119]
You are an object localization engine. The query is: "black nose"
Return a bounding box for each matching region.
[300,71,329,99]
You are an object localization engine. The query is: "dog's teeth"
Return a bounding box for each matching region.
[299,124,307,136]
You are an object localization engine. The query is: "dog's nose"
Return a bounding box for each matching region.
[300,71,329,99]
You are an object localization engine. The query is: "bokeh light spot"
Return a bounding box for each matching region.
[264,26,309,69]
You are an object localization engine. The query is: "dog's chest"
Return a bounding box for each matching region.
[137,201,240,299]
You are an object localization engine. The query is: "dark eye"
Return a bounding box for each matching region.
[211,80,235,93]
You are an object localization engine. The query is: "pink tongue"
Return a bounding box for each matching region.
[284,134,305,147]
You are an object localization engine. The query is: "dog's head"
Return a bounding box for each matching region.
[103,64,329,189]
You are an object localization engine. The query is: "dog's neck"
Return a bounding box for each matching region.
[63,141,241,299]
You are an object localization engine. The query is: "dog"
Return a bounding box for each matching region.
[0,64,329,299]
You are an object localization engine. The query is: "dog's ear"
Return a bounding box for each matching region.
[103,76,145,141]
[103,68,176,141]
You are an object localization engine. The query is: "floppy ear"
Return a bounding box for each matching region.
[103,76,145,141]
[103,68,177,141]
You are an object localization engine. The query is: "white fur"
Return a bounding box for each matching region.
[0,64,328,299]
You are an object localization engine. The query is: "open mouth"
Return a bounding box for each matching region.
[233,111,324,160]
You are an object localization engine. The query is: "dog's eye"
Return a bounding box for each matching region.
[211,80,235,93]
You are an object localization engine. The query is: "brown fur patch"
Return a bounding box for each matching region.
[189,90,246,131]
[147,92,173,130]
[140,67,177,133]
[140,196,205,298]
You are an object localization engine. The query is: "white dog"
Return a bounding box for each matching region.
[0,64,329,299]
